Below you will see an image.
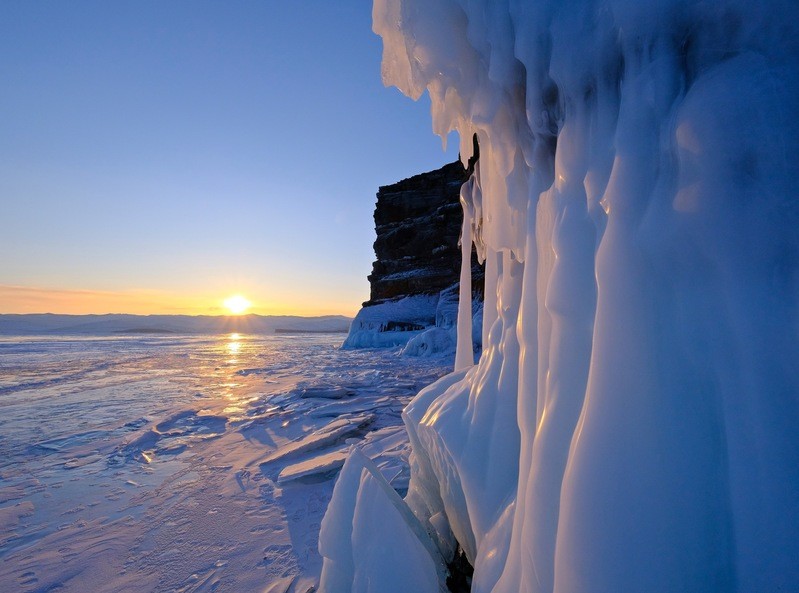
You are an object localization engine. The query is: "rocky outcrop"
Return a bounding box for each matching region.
[365,161,484,306]
[343,161,483,354]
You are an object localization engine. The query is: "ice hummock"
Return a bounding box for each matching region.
[320,1,799,592]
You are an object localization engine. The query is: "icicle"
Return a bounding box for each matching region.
[454,176,475,371]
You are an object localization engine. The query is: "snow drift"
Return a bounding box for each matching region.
[321,1,799,592]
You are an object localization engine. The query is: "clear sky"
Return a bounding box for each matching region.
[0,1,459,317]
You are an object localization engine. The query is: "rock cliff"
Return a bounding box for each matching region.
[365,161,482,305]
[343,161,483,354]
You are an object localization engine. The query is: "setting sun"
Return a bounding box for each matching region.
[223,294,251,315]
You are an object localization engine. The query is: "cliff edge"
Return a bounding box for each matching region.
[343,161,483,355]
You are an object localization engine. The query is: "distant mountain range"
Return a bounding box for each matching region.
[0,314,352,335]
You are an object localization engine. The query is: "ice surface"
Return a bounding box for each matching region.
[0,313,352,335]
[359,425,415,494]
[0,334,450,592]
[320,1,799,591]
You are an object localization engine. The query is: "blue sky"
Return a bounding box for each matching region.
[0,1,459,315]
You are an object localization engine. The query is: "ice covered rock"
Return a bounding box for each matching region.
[324,1,799,592]
[343,294,437,349]
[400,326,456,358]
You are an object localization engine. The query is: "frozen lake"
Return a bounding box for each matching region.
[0,333,450,593]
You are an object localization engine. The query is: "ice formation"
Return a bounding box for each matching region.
[321,0,799,591]
[318,448,449,593]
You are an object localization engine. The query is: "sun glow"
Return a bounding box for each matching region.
[223,294,251,315]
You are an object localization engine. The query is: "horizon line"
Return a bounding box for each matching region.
[0,312,352,319]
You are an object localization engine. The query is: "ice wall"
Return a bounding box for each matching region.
[320,1,799,592]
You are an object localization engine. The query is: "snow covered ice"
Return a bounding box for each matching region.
[319,1,799,592]
[0,334,450,592]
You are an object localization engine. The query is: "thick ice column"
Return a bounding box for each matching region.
[552,54,736,593]
[664,53,799,593]
[492,103,598,593]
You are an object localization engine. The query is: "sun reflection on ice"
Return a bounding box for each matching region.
[227,333,242,356]
[219,333,257,415]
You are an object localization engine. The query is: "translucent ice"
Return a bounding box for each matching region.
[322,1,799,591]
[318,448,448,593]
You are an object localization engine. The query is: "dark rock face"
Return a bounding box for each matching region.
[365,161,484,307]
[343,159,485,352]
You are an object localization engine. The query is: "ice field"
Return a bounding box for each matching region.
[0,333,449,592]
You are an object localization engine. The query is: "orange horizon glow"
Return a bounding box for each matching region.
[0,284,357,317]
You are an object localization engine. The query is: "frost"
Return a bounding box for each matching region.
[322,1,799,591]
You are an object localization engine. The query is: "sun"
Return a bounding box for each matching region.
[223,294,251,315]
